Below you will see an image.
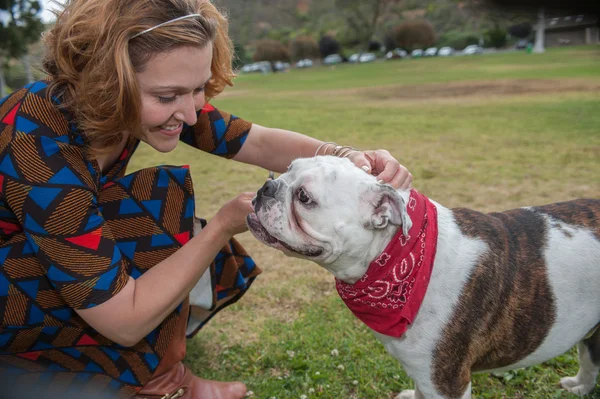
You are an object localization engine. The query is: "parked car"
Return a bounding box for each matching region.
[273,61,290,72]
[462,45,483,55]
[437,46,454,56]
[385,48,408,60]
[323,54,343,65]
[349,52,377,63]
[240,62,272,74]
[295,59,313,68]
[411,49,423,58]
[240,63,255,73]
[358,52,377,63]
[424,47,438,57]
[515,39,530,49]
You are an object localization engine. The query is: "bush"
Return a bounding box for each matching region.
[253,39,291,63]
[318,35,341,58]
[390,20,436,51]
[437,30,480,50]
[4,62,29,90]
[232,43,250,70]
[289,36,320,62]
[383,31,397,51]
[485,26,507,48]
[368,40,382,52]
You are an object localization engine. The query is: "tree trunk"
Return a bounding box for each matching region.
[22,54,34,84]
[0,62,6,98]
[533,8,545,53]
[365,0,383,51]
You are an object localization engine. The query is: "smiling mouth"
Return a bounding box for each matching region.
[157,123,183,136]
[246,213,323,257]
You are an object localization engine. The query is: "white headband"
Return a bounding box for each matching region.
[131,14,201,39]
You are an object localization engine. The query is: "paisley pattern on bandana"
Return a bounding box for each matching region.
[336,190,438,338]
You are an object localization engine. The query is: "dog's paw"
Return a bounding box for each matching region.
[394,390,416,399]
[560,376,595,397]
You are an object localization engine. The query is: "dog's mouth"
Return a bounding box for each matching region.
[246,213,323,258]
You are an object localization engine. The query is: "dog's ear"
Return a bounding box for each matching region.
[363,185,412,237]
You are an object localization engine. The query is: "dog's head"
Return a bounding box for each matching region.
[247,156,412,282]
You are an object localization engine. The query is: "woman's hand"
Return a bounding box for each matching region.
[347,149,412,190]
[212,192,255,237]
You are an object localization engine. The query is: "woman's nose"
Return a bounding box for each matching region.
[175,93,201,126]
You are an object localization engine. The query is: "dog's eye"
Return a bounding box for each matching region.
[297,188,312,204]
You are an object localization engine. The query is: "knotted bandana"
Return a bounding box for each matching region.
[335,189,438,337]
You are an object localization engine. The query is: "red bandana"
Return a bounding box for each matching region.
[335,189,438,337]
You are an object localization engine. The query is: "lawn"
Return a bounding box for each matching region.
[128,46,600,399]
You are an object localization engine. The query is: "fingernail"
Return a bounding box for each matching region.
[361,165,369,172]
[378,180,385,184]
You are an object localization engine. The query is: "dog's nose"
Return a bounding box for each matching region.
[257,179,278,199]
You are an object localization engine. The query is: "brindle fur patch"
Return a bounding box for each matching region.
[432,206,557,398]
[533,199,600,241]
[552,222,574,238]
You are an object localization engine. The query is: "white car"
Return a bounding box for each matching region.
[358,52,377,63]
[385,48,408,60]
[348,53,377,63]
[241,64,255,73]
[323,54,343,65]
[437,46,454,56]
[424,47,438,57]
[463,45,483,55]
[240,62,271,73]
[411,49,423,58]
[295,59,313,68]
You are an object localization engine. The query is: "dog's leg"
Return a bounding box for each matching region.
[394,384,424,399]
[560,337,599,397]
[394,382,472,399]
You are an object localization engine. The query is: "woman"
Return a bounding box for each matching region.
[0,0,412,398]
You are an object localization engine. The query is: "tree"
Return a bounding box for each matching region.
[485,25,507,48]
[383,31,397,51]
[0,0,45,97]
[391,20,436,51]
[289,36,320,62]
[318,35,341,58]
[368,40,382,52]
[334,0,398,50]
[508,22,532,38]
[253,39,290,71]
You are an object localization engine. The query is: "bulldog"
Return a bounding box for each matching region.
[246,156,600,399]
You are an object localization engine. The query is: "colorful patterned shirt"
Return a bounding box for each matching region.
[0,80,252,397]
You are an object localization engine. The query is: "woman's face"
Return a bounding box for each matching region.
[136,44,213,153]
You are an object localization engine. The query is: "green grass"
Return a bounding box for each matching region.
[129,46,600,398]
[228,46,600,92]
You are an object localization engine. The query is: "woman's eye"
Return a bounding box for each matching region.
[297,188,312,204]
[158,96,176,104]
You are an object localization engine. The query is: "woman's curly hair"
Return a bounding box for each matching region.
[43,0,235,156]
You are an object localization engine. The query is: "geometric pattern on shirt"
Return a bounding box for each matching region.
[181,103,251,158]
[0,81,258,397]
[0,165,195,398]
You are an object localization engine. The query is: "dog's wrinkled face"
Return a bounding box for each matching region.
[247,156,410,281]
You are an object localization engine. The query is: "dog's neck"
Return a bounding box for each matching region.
[322,190,415,284]
[324,225,399,284]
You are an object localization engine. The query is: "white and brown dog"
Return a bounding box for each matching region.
[246,156,600,399]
